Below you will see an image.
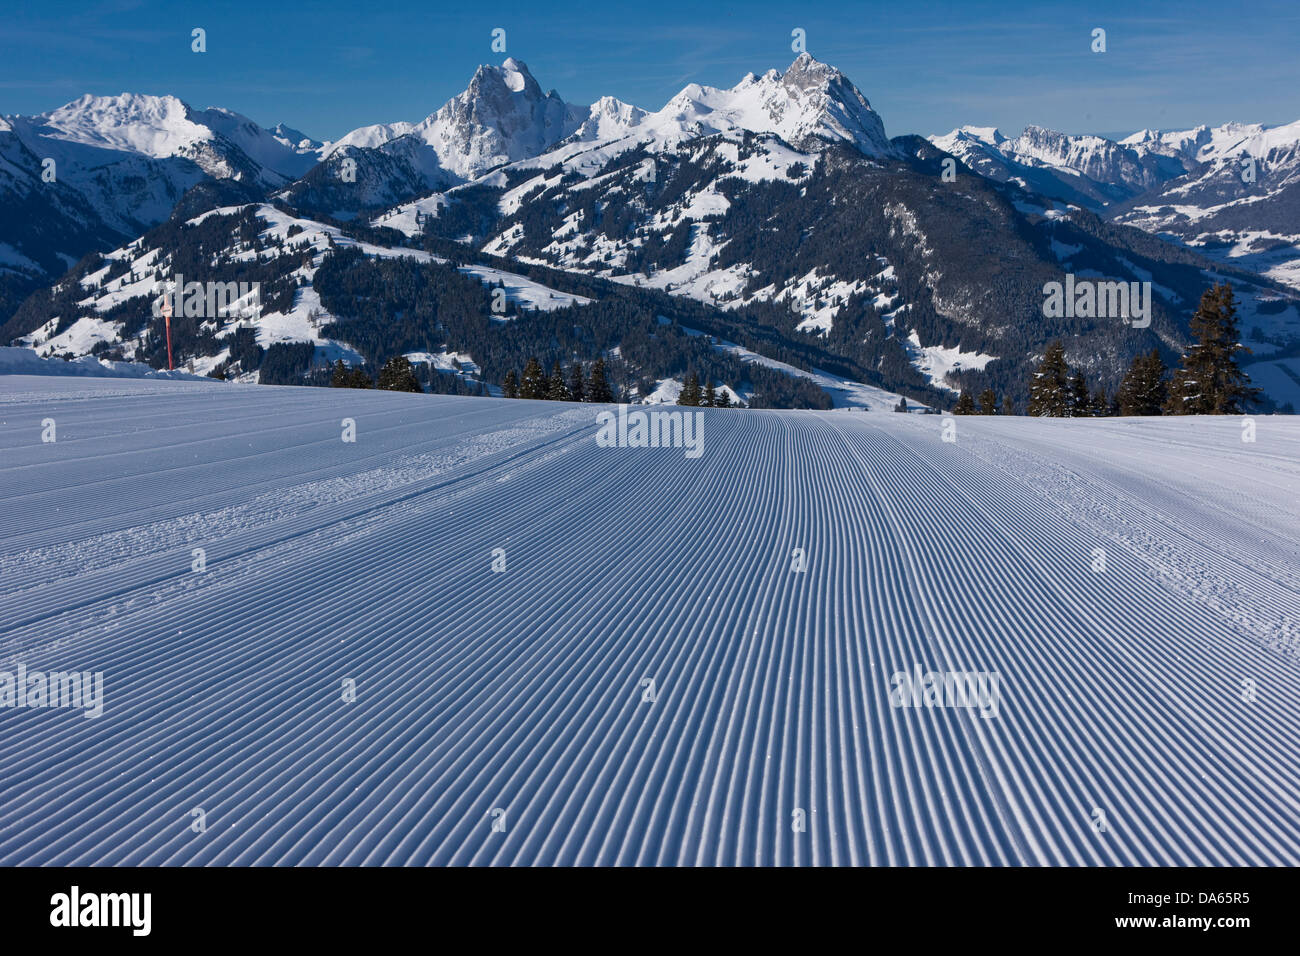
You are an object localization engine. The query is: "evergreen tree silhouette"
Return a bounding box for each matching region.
[1165,283,1260,414]
[378,355,422,393]
[568,363,586,402]
[587,358,614,403]
[547,360,571,401]
[1028,341,1070,416]
[520,357,546,399]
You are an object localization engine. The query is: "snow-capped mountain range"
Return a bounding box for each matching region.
[928,125,1190,207]
[3,55,1300,410]
[929,120,1300,292]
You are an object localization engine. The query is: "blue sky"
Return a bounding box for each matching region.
[3,0,1297,141]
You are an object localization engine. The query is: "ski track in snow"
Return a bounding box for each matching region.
[1,376,1298,866]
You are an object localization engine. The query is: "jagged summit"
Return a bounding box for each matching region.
[563,53,895,159]
[402,57,583,181]
[772,52,893,155]
[320,55,897,188]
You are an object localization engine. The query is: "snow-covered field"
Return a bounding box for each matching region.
[1,376,1298,865]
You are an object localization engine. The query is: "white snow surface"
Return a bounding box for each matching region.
[904,331,998,393]
[2,378,1299,865]
[0,347,210,380]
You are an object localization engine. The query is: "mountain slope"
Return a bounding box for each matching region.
[0,93,327,319]
[3,201,882,409]
[399,120,1296,405]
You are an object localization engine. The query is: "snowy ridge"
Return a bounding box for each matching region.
[928,124,1190,207]
[639,54,895,158]
[20,203,591,369]
[1,379,1298,864]
[326,58,585,184]
[16,92,322,182]
[359,52,893,237]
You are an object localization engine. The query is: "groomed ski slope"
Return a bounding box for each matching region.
[1,376,1299,866]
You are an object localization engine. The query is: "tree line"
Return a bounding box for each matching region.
[329,355,422,392]
[954,283,1263,417]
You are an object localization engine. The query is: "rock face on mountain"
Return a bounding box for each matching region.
[404,58,585,179]
[324,59,585,186]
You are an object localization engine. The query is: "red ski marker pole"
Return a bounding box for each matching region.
[161,294,174,370]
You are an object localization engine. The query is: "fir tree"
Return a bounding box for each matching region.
[1028,341,1070,416]
[568,362,586,403]
[894,396,909,412]
[703,381,717,408]
[547,360,571,401]
[502,369,520,399]
[378,355,422,393]
[334,364,371,389]
[978,387,998,415]
[1002,393,1015,416]
[1118,349,1167,416]
[1067,370,1090,417]
[586,358,614,403]
[954,389,976,414]
[1165,283,1261,414]
[520,357,546,399]
[679,371,702,407]
[330,359,348,388]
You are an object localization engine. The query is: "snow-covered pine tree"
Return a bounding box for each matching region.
[1028,341,1070,416]
[954,390,976,414]
[1164,283,1261,414]
[520,357,546,399]
[547,361,571,401]
[377,355,422,393]
[978,387,998,414]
